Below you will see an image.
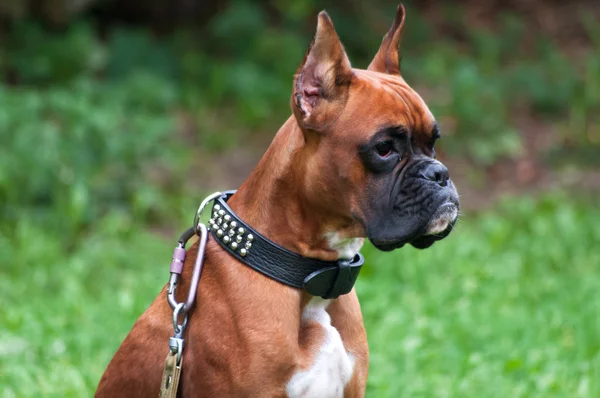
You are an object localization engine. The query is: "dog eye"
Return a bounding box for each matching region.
[375,141,394,158]
[430,134,440,149]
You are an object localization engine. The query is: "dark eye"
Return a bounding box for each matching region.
[430,134,440,149]
[375,141,394,158]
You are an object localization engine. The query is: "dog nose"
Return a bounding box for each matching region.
[420,161,449,187]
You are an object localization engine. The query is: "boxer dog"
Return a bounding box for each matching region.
[96,4,459,397]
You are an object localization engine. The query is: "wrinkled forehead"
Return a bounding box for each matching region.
[341,69,436,142]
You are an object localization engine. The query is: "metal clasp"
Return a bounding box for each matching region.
[161,191,226,390]
[167,223,209,313]
[172,302,189,336]
[169,302,188,365]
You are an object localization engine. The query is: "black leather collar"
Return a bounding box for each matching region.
[208,191,364,299]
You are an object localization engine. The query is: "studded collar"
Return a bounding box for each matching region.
[208,191,364,299]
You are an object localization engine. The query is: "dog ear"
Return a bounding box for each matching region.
[368,4,406,75]
[292,11,353,130]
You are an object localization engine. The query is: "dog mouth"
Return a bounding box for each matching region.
[424,202,459,235]
[369,202,459,251]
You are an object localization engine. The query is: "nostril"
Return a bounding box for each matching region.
[436,171,448,187]
[420,162,449,187]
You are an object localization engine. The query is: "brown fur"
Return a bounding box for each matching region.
[96,4,436,397]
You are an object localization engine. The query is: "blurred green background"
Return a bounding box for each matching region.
[1,0,599,396]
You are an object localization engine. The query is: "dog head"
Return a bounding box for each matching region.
[290,4,459,251]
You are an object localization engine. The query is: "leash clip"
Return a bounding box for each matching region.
[167,224,209,313]
[160,191,226,398]
[172,302,189,336]
[168,337,184,365]
[169,302,188,365]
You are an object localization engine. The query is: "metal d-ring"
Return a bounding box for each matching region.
[193,191,223,233]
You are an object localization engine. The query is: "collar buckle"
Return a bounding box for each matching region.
[303,254,364,299]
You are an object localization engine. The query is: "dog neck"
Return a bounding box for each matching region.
[225,116,363,263]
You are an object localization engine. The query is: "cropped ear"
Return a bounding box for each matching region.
[368,4,406,75]
[292,11,353,130]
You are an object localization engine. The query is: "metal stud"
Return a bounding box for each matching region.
[230,221,238,229]
[218,210,225,216]
[230,242,238,250]
[235,235,242,243]
[240,248,247,256]
[212,212,218,219]
[222,222,228,230]
[237,227,245,234]
[228,229,235,236]
[223,235,230,243]
[245,242,252,250]
[216,229,223,237]
[214,204,221,211]
[247,234,254,242]
[216,218,223,225]
[224,214,231,222]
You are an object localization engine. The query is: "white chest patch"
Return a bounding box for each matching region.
[324,232,364,260]
[286,298,355,398]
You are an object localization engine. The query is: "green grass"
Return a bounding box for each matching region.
[1,193,599,397]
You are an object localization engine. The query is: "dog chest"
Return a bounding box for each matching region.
[286,298,355,398]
